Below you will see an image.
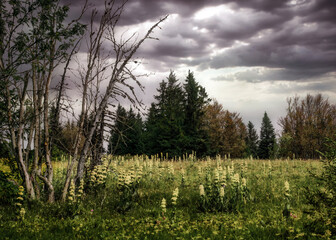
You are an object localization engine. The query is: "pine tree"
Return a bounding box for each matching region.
[108,105,128,154]
[124,109,144,155]
[183,71,210,156]
[258,112,276,159]
[108,106,144,155]
[246,121,259,158]
[144,71,185,157]
[143,103,161,155]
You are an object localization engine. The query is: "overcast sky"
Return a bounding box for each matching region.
[65,0,336,134]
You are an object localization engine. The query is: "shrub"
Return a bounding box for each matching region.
[0,170,18,205]
[304,137,336,236]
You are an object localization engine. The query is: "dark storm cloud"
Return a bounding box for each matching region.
[206,12,336,80]
[62,0,336,82]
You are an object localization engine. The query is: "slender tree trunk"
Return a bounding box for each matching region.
[16,77,36,199]
[32,65,41,199]
[42,46,55,203]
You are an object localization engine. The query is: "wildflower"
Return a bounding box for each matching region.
[284,181,290,192]
[19,208,25,220]
[241,178,247,188]
[125,175,132,185]
[219,186,225,198]
[227,165,234,177]
[172,188,179,206]
[199,184,205,196]
[232,173,240,184]
[68,180,75,202]
[15,202,22,207]
[161,198,166,213]
[16,196,24,201]
[90,209,94,214]
[198,167,202,180]
[77,179,84,198]
[214,169,219,184]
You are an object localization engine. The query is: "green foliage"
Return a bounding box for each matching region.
[0,170,18,205]
[199,167,250,213]
[108,105,144,155]
[183,71,210,156]
[144,71,186,157]
[258,112,276,159]
[246,121,259,158]
[304,137,336,236]
[0,157,326,239]
[143,71,210,157]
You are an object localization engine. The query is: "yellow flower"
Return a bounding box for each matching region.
[219,187,224,198]
[125,175,132,185]
[284,181,290,192]
[161,198,166,213]
[199,185,205,196]
[17,196,24,201]
[241,178,247,187]
[19,208,26,219]
[172,188,179,206]
[232,173,240,184]
[214,169,219,184]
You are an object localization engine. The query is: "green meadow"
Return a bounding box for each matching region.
[0,156,332,239]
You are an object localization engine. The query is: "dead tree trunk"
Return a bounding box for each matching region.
[75,13,168,182]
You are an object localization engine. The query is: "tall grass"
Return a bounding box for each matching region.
[0,156,328,239]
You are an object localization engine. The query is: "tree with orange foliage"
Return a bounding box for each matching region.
[203,100,247,157]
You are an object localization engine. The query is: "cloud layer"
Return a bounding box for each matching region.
[61,0,336,128]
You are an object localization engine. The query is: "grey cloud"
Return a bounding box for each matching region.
[61,0,336,83]
[266,80,336,95]
[213,68,334,82]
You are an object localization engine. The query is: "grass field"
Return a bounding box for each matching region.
[0,156,331,239]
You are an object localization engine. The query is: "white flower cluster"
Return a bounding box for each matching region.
[90,162,108,187]
[172,187,179,206]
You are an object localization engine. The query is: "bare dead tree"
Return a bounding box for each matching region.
[61,0,167,199]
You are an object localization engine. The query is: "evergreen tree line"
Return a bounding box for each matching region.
[107,72,336,159]
[107,71,277,159]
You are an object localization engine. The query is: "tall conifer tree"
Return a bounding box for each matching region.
[145,71,185,157]
[258,112,276,159]
[108,105,127,154]
[246,121,259,158]
[183,71,210,156]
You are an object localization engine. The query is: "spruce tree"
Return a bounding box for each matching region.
[125,109,144,155]
[108,105,127,154]
[183,71,210,156]
[258,112,276,159]
[246,121,259,158]
[144,71,185,157]
[143,103,161,155]
[108,106,144,155]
